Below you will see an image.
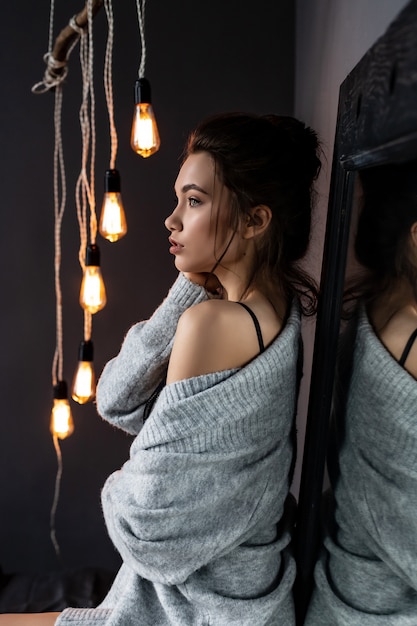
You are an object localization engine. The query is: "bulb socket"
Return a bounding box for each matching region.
[78,340,94,362]
[53,380,68,399]
[85,243,101,267]
[104,169,121,193]
[134,77,151,104]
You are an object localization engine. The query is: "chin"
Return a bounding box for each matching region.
[174,259,210,274]
[174,259,188,273]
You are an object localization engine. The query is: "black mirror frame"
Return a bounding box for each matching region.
[294,0,417,622]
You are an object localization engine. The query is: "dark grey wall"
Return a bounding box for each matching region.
[0,0,294,574]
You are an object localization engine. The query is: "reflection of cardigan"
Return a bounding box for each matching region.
[306,308,417,625]
[57,273,300,626]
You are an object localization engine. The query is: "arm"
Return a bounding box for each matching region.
[0,615,60,625]
[96,273,208,434]
[101,442,286,586]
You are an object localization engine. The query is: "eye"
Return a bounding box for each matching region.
[188,196,201,207]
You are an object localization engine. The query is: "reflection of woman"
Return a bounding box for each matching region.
[306,163,417,624]
[0,113,320,625]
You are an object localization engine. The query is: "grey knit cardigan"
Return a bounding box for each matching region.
[306,307,417,625]
[56,273,300,625]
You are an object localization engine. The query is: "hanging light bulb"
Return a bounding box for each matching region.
[99,169,127,242]
[50,381,74,440]
[79,244,107,314]
[131,78,160,158]
[72,340,96,404]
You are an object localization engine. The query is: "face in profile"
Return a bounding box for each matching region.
[165,151,239,276]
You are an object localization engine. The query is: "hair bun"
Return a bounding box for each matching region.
[263,115,321,186]
[356,162,417,274]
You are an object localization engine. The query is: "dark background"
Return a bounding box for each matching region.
[0,0,294,574]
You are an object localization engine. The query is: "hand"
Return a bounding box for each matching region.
[183,272,223,297]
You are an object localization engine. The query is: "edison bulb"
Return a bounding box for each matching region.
[99,170,127,242]
[130,78,160,158]
[50,381,74,440]
[72,340,96,404]
[131,103,160,157]
[99,192,127,242]
[79,244,106,314]
[72,361,95,403]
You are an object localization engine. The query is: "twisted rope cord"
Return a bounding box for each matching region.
[76,30,91,340]
[50,93,65,553]
[104,0,117,169]
[32,13,82,94]
[76,29,89,273]
[135,0,146,78]
[52,85,66,386]
[84,311,93,342]
[50,434,63,559]
[76,1,97,255]
[45,0,67,561]
[47,0,55,53]
[87,0,97,243]
[75,1,97,341]
[69,14,85,36]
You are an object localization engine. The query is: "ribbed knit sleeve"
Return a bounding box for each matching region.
[56,608,111,625]
[95,273,208,435]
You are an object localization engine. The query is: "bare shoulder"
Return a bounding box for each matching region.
[378,305,417,379]
[166,299,282,384]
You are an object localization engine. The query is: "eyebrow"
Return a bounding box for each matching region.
[180,183,209,195]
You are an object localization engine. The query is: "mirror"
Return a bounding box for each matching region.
[294,0,417,622]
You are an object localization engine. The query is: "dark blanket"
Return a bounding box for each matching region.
[0,567,115,613]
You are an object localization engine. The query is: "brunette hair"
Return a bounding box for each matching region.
[185,112,321,315]
[354,160,417,303]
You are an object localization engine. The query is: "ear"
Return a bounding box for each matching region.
[242,205,272,239]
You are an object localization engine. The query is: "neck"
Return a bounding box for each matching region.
[370,277,417,330]
[214,271,250,302]
[212,262,249,303]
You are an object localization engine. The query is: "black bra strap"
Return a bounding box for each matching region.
[399,327,417,366]
[237,302,265,353]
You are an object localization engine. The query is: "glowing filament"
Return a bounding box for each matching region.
[131,103,160,158]
[72,361,95,404]
[99,192,127,242]
[80,266,107,314]
[50,399,74,440]
[72,340,95,404]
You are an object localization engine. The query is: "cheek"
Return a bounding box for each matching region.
[213,203,236,245]
[189,214,215,239]
[213,220,236,251]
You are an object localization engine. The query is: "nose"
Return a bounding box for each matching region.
[164,205,182,232]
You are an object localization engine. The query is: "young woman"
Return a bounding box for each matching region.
[0,112,320,625]
[306,162,417,624]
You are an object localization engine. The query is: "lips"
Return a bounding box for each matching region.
[169,237,184,254]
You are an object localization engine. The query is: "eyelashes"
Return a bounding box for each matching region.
[188,196,201,207]
[172,194,203,210]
